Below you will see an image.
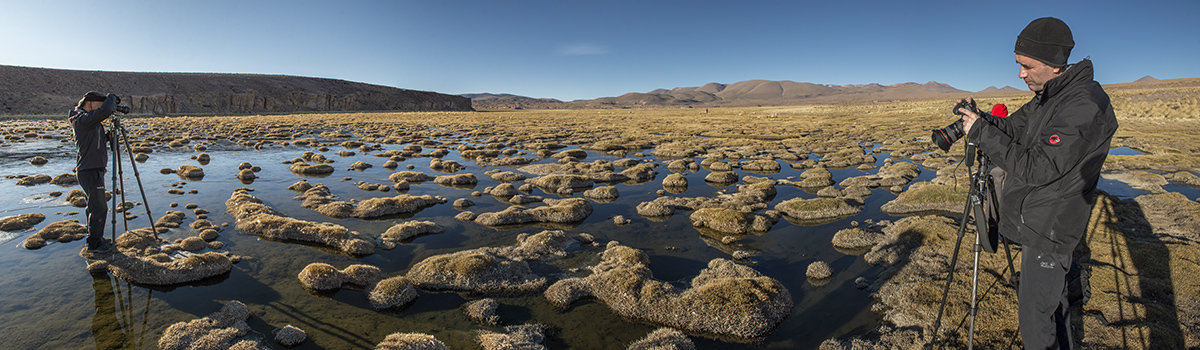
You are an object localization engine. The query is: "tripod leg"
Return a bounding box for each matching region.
[115,135,129,233]
[968,226,984,350]
[116,121,160,240]
[109,131,119,243]
[931,195,975,345]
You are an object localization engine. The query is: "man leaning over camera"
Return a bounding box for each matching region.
[959,17,1118,349]
[69,91,120,255]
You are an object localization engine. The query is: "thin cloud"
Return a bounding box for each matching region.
[556,42,609,56]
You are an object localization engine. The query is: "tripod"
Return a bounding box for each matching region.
[107,115,160,242]
[929,140,1017,349]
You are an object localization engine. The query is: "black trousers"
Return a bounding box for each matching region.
[77,169,107,248]
[1018,244,1074,349]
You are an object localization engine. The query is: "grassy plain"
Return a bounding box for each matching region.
[3,78,1197,348]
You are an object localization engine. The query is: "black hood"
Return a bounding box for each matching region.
[1040,59,1094,102]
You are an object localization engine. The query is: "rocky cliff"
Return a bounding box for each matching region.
[0,65,472,115]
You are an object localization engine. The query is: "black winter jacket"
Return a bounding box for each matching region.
[968,59,1118,256]
[68,94,117,171]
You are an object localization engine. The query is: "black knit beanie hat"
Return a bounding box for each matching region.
[76,91,106,109]
[1015,17,1074,67]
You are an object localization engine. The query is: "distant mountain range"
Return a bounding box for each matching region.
[466,80,1028,109]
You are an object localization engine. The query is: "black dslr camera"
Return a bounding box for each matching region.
[930,100,981,152]
[114,105,131,114]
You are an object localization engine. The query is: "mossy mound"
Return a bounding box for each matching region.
[831,227,883,251]
[477,324,546,350]
[376,333,448,350]
[627,328,696,350]
[583,185,619,200]
[85,228,233,285]
[1,213,46,231]
[274,325,307,347]
[288,179,314,192]
[489,183,519,197]
[289,161,333,175]
[806,261,832,279]
[434,173,477,187]
[874,161,921,187]
[688,207,777,235]
[388,171,434,183]
[793,167,834,188]
[637,180,776,218]
[527,174,593,192]
[176,165,206,178]
[544,242,793,338]
[226,189,375,256]
[158,301,266,350]
[1166,170,1200,186]
[620,162,659,182]
[15,174,52,186]
[235,168,256,181]
[775,197,862,221]
[408,230,595,293]
[463,298,501,326]
[703,171,738,183]
[65,189,88,207]
[879,182,967,215]
[297,262,381,290]
[50,173,78,186]
[662,173,688,188]
[346,195,447,219]
[370,275,419,310]
[23,220,86,249]
[474,198,593,226]
[382,220,444,241]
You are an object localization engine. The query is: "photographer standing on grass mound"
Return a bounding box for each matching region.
[959,17,1118,349]
[69,91,120,255]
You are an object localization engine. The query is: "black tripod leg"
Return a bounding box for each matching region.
[116,121,160,240]
[109,130,119,243]
[115,134,129,233]
[931,195,975,346]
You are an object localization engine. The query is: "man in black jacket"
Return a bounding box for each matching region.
[69,91,120,255]
[959,17,1118,349]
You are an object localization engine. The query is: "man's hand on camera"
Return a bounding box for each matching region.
[107,93,120,104]
[958,98,980,137]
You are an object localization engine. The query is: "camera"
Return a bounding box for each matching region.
[930,100,981,152]
[114,105,131,114]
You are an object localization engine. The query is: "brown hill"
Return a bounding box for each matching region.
[461,93,562,109]
[573,79,969,107]
[979,86,1023,93]
[0,65,472,116]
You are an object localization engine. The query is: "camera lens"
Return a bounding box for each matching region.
[115,105,131,114]
[930,120,964,152]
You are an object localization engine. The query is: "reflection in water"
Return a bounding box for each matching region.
[91,272,152,349]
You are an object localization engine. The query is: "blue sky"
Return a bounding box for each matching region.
[2,1,1196,101]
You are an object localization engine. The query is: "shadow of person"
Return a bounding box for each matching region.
[1081,191,1187,348]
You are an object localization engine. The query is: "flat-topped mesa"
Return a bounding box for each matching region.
[225,189,375,256]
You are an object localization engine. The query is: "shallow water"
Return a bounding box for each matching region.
[0,131,1169,349]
